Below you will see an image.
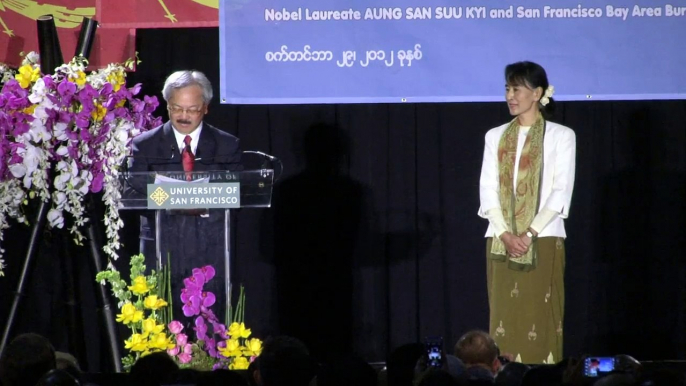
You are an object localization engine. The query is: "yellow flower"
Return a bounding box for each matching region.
[148,333,175,350]
[128,276,150,295]
[124,334,148,352]
[141,318,164,338]
[15,64,40,88]
[243,338,263,356]
[107,71,126,91]
[116,99,127,108]
[116,303,143,325]
[143,295,168,310]
[69,71,87,87]
[229,357,250,370]
[91,103,107,122]
[23,105,36,115]
[218,339,243,358]
[228,322,251,339]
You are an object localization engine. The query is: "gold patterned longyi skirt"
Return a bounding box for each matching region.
[486,237,565,364]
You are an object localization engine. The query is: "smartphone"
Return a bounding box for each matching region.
[584,357,615,377]
[424,336,443,368]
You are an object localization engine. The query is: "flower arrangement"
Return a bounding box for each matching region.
[166,265,262,370]
[96,253,175,369]
[0,52,161,276]
[97,257,262,371]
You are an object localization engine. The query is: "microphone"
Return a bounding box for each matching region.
[242,150,277,161]
[241,150,283,181]
[194,151,277,164]
[195,154,243,165]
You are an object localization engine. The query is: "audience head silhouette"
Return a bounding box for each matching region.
[495,362,530,386]
[317,353,376,386]
[197,368,249,386]
[453,330,500,375]
[0,333,56,386]
[416,369,460,386]
[129,351,178,386]
[258,335,317,386]
[34,369,80,386]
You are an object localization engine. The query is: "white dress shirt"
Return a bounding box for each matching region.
[172,123,203,155]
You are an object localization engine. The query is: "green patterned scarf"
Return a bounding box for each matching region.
[489,113,545,271]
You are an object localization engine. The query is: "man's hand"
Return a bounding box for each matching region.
[500,232,528,257]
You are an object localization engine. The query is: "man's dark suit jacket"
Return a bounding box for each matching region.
[128,121,242,236]
[130,121,241,171]
[126,121,242,322]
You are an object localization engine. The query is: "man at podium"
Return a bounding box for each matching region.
[126,70,242,325]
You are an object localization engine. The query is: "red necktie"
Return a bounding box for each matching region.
[182,135,194,181]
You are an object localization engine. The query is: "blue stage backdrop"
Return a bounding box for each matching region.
[219,0,686,104]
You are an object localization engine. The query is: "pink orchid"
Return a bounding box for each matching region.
[180,287,201,303]
[211,321,226,337]
[194,316,208,341]
[200,306,218,322]
[192,265,216,284]
[200,291,216,308]
[182,295,201,317]
[206,338,218,358]
[183,272,205,292]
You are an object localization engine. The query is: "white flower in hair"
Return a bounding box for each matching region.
[540,85,554,106]
[544,85,554,98]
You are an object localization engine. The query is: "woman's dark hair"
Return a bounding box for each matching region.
[505,61,555,118]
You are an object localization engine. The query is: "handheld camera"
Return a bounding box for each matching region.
[584,357,616,377]
[424,336,443,369]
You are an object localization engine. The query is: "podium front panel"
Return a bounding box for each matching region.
[119,169,274,210]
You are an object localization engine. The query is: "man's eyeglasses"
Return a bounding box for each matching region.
[167,106,204,116]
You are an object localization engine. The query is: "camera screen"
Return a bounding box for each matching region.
[584,357,615,377]
[427,345,442,368]
[425,336,443,368]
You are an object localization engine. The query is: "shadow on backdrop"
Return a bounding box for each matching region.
[269,122,366,359]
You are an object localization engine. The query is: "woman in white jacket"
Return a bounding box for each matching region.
[478,61,576,364]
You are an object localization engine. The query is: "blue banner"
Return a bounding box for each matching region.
[219,1,686,104]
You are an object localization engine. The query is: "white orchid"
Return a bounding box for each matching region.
[52,122,68,141]
[9,164,27,178]
[19,144,41,189]
[0,63,16,87]
[21,52,40,66]
[28,119,52,143]
[47,208,65,228]
[53,191,68,207]
[28,78,49,104]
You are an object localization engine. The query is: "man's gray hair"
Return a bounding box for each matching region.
[162,70,213,104]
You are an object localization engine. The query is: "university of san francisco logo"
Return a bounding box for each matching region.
[150,187,170,206]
